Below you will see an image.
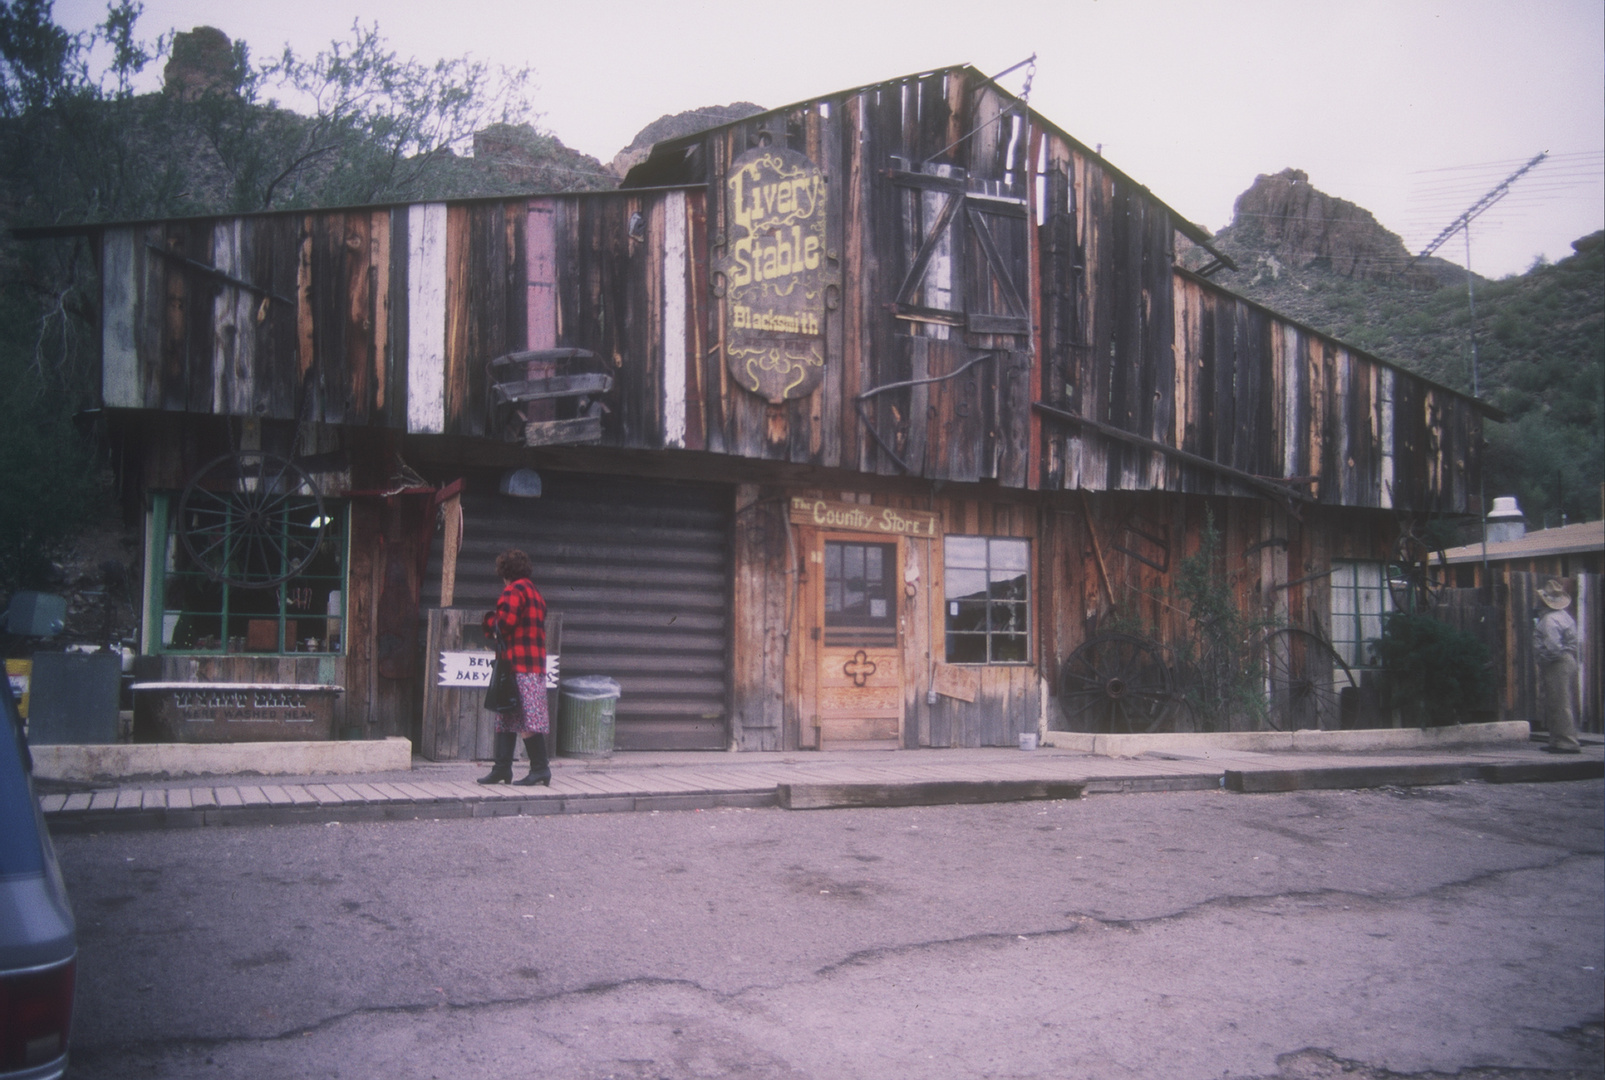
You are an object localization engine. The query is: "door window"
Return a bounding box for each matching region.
[824,541,897,647]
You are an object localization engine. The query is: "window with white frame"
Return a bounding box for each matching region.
[1329,561,1390,668]
[944,536,1030,663]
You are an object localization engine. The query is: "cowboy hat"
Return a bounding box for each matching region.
[1538,579,1571,610]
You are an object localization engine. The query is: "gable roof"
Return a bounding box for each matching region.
[620,62,1236,270]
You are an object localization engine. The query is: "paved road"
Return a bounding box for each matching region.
[56,780,1603,1079]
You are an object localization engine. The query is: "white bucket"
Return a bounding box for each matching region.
[1018,732,1038,751]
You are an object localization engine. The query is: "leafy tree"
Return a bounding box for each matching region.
[0,291,95,597]
[1,1,611,385]
[259,22,539,207]
[1170,509,1270,731]
[1108,509,1272,730]
[0,2,610,600]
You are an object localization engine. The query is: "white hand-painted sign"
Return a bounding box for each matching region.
[438,651,495,687]
[437,652,561,690]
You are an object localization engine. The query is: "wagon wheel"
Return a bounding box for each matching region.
[177,452,326,588]
[1259,628,1356,732]
[1387,521,1447,615]
[1058,633,1176,733]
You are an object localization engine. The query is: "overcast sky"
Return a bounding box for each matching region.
[56,0,1605,279]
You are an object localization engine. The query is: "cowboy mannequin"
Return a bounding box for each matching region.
[1533,578,1581,754]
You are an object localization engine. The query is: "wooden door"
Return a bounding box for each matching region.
[817,539,902,749]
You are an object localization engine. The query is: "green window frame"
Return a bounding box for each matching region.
[1330,560,1390,669]
[145,492,348,655]
[944,535,1030,664]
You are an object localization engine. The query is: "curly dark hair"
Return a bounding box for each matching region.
[495,548,534,582]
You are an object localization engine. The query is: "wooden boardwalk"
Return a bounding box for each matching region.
[39,743,1602,833]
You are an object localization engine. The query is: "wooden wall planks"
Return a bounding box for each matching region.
[96,68,1482,516]
[407,203,448,434]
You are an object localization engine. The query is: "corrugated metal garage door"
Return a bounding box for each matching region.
[430,471,732,750]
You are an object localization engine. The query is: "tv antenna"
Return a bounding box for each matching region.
[1408,150,1547,582]
[1408,151,1548,270]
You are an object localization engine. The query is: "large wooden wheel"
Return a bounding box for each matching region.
[1259,628,1355,732]
[1058,633,1176,733]
[1388,520,1447,614]
[177,452,326,588]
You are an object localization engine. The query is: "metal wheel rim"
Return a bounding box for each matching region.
[1388,526,1447,614]
[1260,628,1355,732]
[1059,633,1176,734]
[177,452,326,588]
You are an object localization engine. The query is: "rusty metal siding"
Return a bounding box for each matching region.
[428,472,732,750]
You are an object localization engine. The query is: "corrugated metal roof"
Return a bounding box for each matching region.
[1439,520,1604,564]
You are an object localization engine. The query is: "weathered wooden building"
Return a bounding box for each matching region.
[67,65,1491,752]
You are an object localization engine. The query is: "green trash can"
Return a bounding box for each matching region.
[556,676,621,758]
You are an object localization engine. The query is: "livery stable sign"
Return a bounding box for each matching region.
[716,145,834,404]
[788,497,940,538]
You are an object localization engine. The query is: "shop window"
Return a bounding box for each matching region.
[944,536,1029,663]
[148,493,347,654]
[1330,561,1390,668]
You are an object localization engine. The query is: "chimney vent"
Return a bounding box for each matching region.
[1486,496,1525,543]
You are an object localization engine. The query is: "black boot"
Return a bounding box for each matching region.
[478,731,516,784]
[515,734,551,786]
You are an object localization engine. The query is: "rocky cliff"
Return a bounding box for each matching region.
[1191,168,1602,530]
[609,102,765,177]
[1206,168,1449,288]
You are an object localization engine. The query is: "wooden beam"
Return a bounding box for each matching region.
[1034,402,1317,506]
[1078,490,1116,611]
[438,493,463,608]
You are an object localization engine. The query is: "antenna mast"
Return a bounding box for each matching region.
[1408,150,1548,585]
[1408,151,1548,266]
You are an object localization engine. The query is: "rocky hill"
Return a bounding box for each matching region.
[609,102,765,178]
[1189,170,1603,530]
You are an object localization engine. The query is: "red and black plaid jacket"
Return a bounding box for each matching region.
[484,577,547,674]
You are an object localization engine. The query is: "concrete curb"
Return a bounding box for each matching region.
[1479,759,1605,784]
[779,779,1087,810]
[30,738,413,782]
[1224,757,1602,793]
[1051,721,1530,758]
[1225,763,1471,793]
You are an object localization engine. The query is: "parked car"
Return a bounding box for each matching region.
[0,680,75,1079]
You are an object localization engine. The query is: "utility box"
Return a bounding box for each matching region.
[27,651,121,744]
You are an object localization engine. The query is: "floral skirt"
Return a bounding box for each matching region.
[495,672,550,735]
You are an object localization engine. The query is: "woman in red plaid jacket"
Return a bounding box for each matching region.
[479,549,551,785]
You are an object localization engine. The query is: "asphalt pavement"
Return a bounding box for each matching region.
[38,733,1604,833]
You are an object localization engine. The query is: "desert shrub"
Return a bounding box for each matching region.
[1374,612,1494,727]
